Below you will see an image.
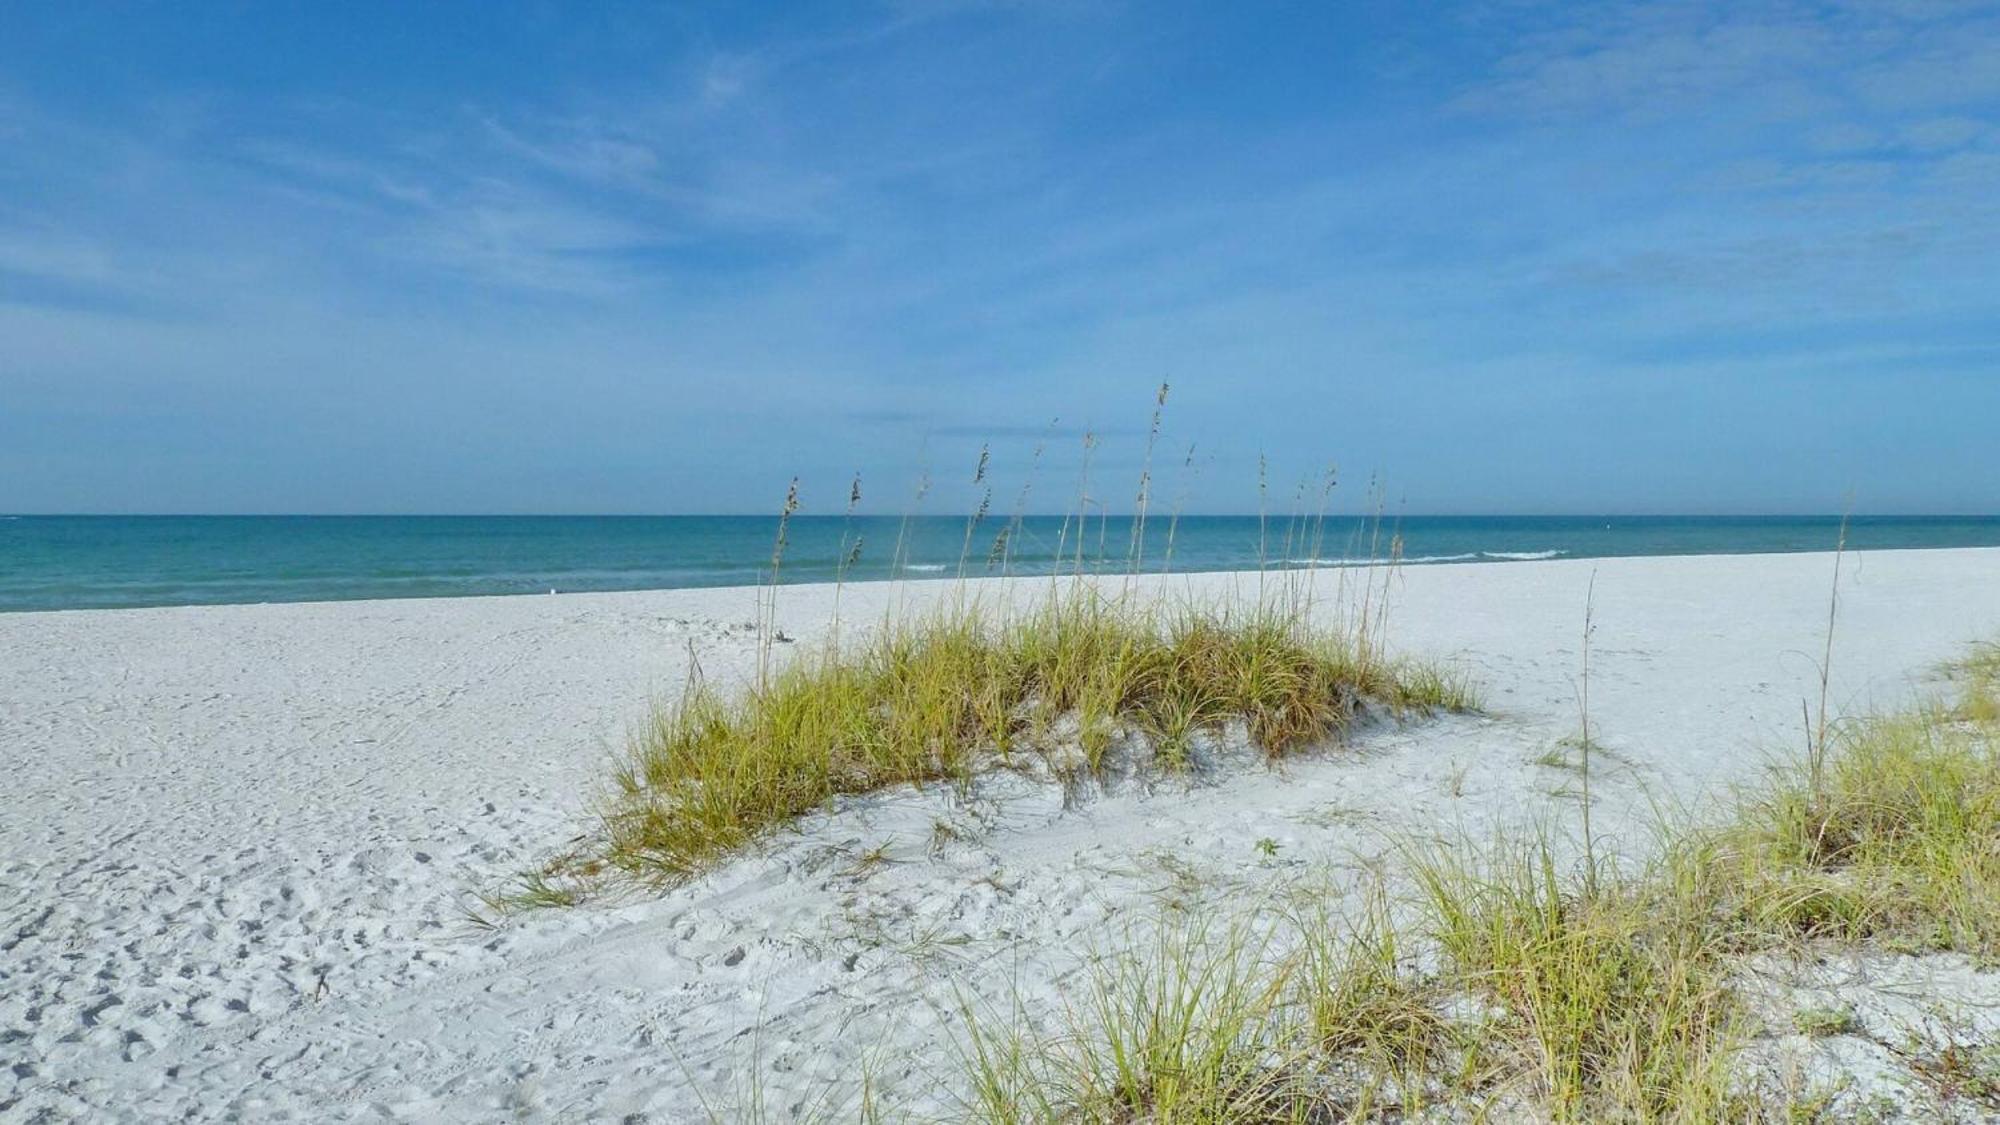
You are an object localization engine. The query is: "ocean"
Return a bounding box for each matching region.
[2,514,1997,613]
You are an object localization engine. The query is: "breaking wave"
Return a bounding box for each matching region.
[1286,553,1478,567]
[1283,549,1567,567]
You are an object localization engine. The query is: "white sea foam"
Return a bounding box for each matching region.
[902,563,948,572]
[1286,553,1479,567]
[1482,550,1567,561]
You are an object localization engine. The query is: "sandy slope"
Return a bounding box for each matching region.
[3,549,1998,1121]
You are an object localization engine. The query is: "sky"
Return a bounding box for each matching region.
[2,1,1997,516]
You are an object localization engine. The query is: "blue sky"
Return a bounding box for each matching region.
[2,1,1997,515]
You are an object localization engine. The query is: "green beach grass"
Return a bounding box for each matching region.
[944,639,2000,1122]
[540,584,1476,891]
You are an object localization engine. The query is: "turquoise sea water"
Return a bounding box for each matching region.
[2,515,1997,612]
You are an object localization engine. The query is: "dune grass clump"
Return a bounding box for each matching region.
[1719,695,2000,956]
[962,922,1310,1124]
[952,833,1752,1124]
[945,644,2000,1122]
[1411,843,1744,1120]
[1295,892,1457,1100]
[1952,641,2000,723]
[590,588,1473,885]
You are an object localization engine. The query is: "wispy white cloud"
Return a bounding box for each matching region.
[1899,115,1991,151]
[0,232,121,288]
[1456,4,1838,120]
[1458,1,2000,128]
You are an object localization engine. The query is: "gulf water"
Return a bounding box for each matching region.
[3,515,1997,612]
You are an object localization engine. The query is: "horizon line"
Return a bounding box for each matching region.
[8,512,1999,521]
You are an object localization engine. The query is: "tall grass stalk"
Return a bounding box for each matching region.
[890,461,932,601]
[995,424,1052,577]
[1122,384,1168,587]
[831,473,863,649]
[957,444,992,582]
[1350,482,1397,669]
[1579,568,1599,898]
[1808,513,1850,820]
[757,476,801,688]
[1297,464,1338,620]
[1161,442,1200,575]
[1255,453,1270,602]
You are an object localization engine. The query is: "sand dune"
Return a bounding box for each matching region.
[4,549,1998,1120]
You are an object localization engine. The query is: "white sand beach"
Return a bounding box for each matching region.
[5,548,2000,1121]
